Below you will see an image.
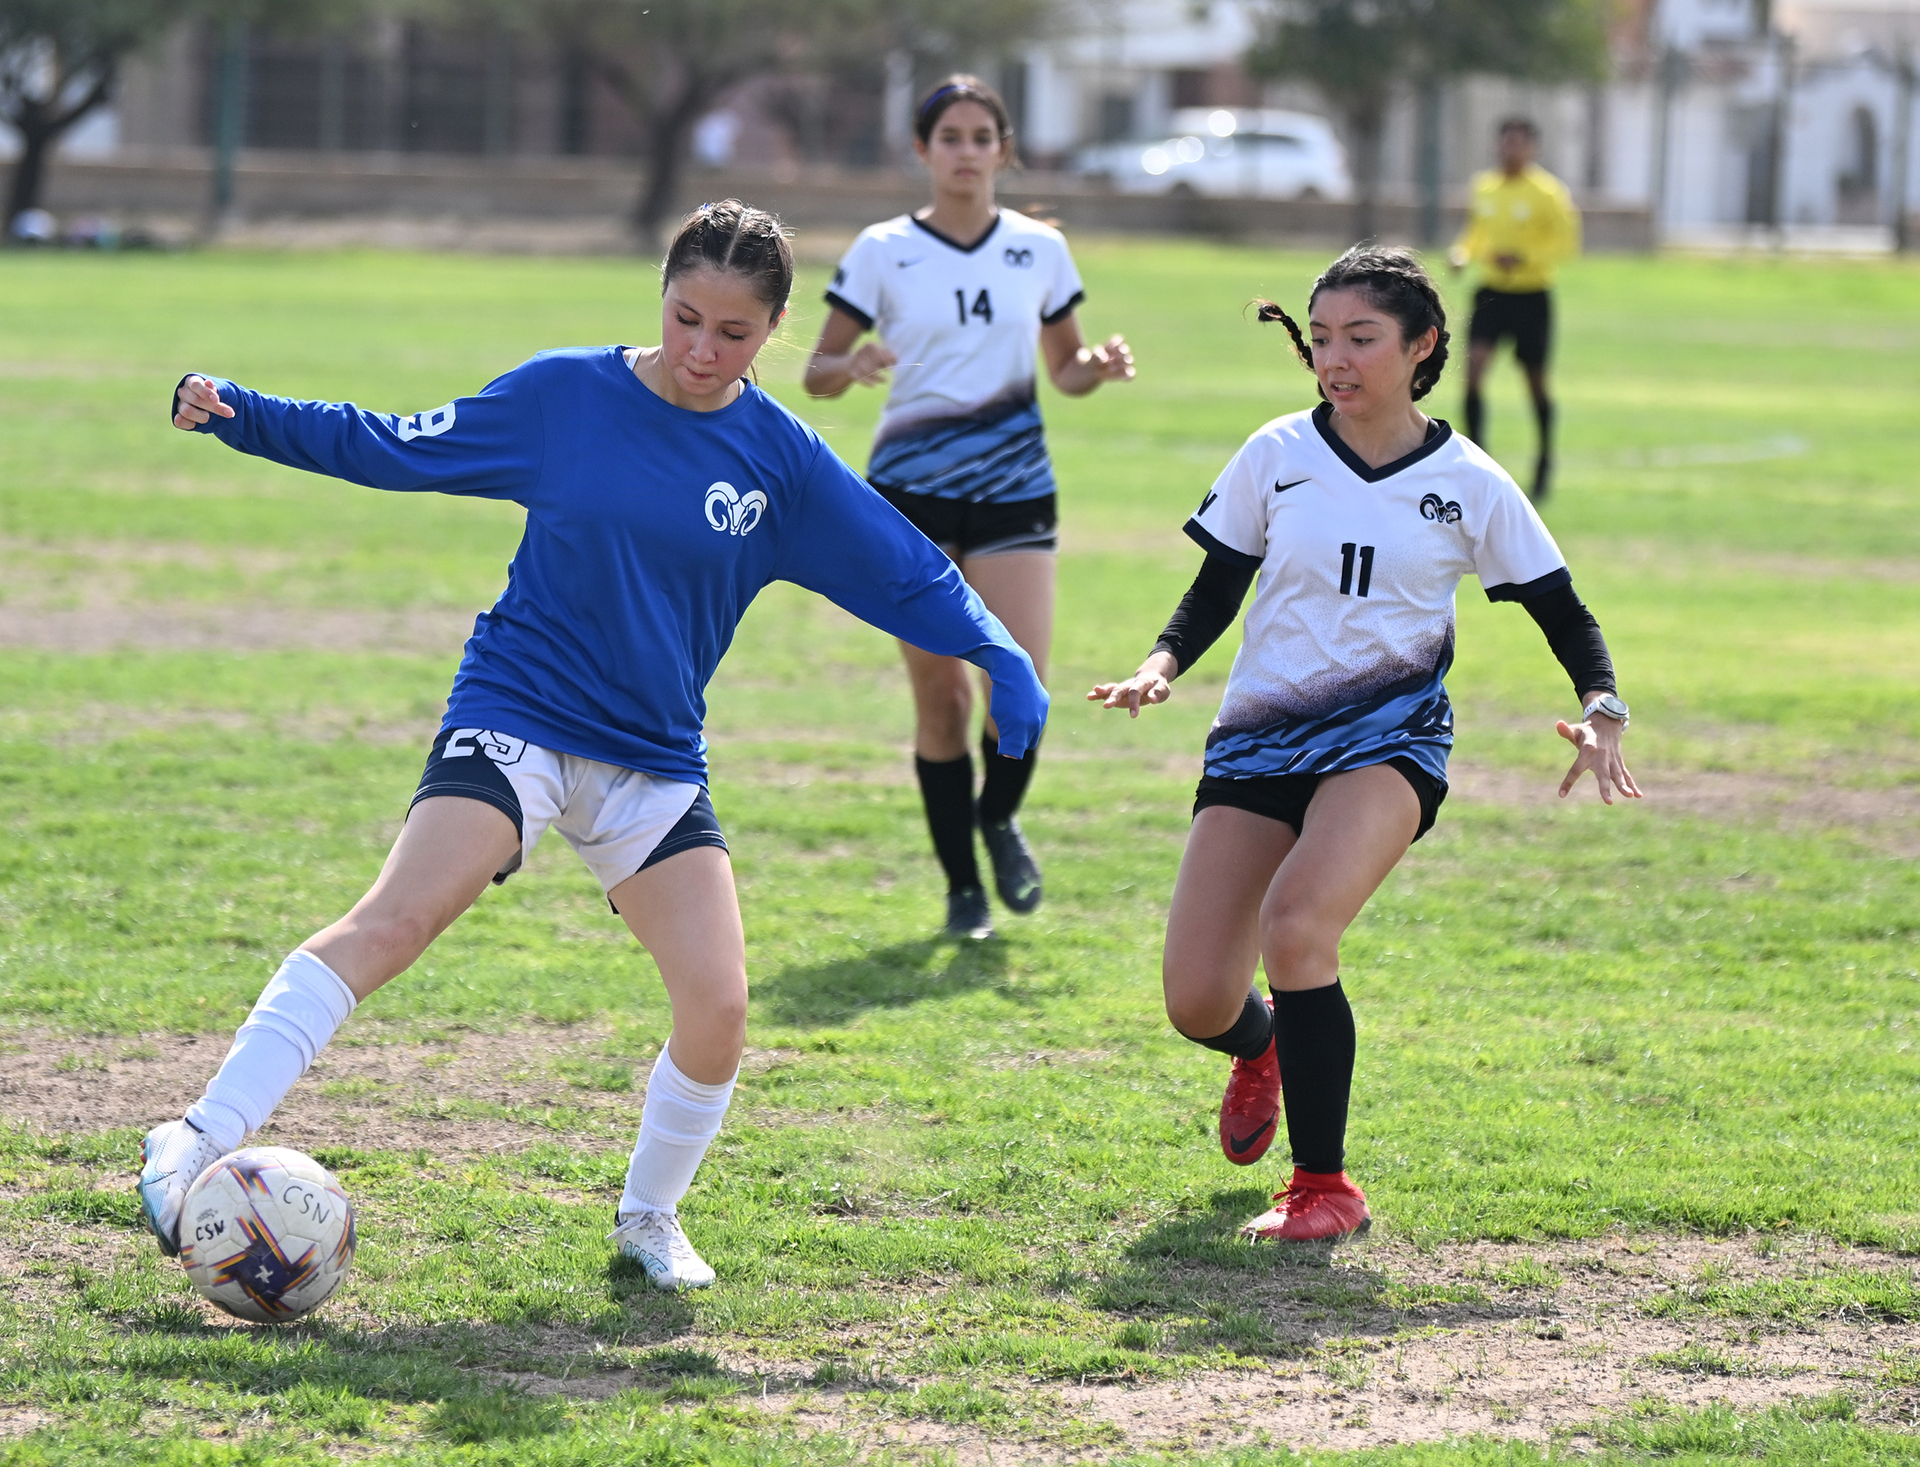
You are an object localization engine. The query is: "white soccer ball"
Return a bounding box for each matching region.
[178,1146,356,1324]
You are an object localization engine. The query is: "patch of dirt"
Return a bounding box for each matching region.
[1446,760,1920,856]
[464,1234,1920,1460]
[0,1024,657,1161]
[0,602,477,656]
[0,1025,821,1166]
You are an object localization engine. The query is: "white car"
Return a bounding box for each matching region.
[1075,108,1352,202]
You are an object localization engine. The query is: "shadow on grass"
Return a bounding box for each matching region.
[755,936,1012,1027]
[1084,1187,1537,1357]
[73,1261,706,1445]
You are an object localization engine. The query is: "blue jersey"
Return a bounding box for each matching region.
[184,347,1048,781]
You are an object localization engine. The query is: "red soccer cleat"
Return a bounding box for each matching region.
[1218,1001,1280,1165]
[1241,1168,1371,1242]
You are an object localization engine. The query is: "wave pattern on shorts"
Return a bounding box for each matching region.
[868,397,1054,504]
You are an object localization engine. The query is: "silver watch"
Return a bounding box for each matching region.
[1583,693,1629,726]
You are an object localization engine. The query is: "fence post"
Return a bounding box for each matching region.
[1893,47,1914,252]
[1417,75,1442,246]
[211,18,248,224]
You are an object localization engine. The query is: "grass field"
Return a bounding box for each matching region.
[2,238,1920,1464]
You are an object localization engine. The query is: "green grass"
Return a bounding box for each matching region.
[4,241,1920,1461]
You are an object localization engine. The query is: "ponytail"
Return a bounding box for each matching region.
[1254,299,1315,373]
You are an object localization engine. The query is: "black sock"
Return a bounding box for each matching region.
[1464,387,1485,446]
[1532,394,1554,486]
[1183,989,1274,1061]
[977,730,1039,826]
[914,753,980,893]
[1272,982,1355,1175]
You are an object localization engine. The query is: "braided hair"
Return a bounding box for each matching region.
[661,198,794,322]
[1255,245,1451,402]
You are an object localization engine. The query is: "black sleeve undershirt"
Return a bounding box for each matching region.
[1520,582,1615,696]
[1152,553,1256,675]
[1149,554,1615,699]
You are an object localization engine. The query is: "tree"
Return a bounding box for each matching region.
[1246,0,1608,239]
[532,0,1052,241]
[1,0,177,229]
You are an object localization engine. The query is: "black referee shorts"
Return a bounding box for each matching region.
[1193,757,1446,843]
[1468,288,1553,369]
[874,485,1057,560]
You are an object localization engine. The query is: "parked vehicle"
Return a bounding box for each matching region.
[1074,108,1352,202]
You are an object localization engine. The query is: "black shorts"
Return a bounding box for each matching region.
[1468,288,1552,368]
[874,485,1057,559]
[1192,757,1446,843]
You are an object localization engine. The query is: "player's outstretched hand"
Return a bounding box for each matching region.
[1088,334,1135,383]
[173,375,234,430]
[849,342,898,388]
[1555,717,1642,805]
[1089,665,1172,718]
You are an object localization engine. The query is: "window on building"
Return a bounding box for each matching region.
[1842,105,1877,193]
[1099,93,1134,142]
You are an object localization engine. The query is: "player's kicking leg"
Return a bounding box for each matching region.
[604,846,746,1291]
[1163,808,1293,1168]
[138,797,518,1255]
[1237,766,1418,1243]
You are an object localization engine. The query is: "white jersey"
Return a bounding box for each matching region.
[1186,404,1567,783]
[826,209,1085,502]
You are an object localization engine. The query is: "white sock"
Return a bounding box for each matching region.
[619,1042,736,1218]
[184,950,357,1151]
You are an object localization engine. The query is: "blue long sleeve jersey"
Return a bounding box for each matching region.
[184,347,1048,781]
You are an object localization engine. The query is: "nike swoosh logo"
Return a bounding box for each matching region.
[896,257,924,268]
[1228,1116,1275,1155]
[1274,478,1309,494]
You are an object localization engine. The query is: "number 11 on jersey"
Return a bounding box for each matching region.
[1339,543,1376,597]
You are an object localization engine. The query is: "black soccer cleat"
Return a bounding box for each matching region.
[943,886,995,940]
[980,817,1043,913]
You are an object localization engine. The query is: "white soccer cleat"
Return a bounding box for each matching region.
[608,1209,716,1291]
[138,1119,228,1258]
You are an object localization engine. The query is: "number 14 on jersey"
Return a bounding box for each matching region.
[954,289,993,325]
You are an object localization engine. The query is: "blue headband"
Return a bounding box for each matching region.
[917,83,966,124]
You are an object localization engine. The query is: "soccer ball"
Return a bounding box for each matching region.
[178,1147,356,1323]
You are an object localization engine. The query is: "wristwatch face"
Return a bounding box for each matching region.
[1590,695,1628,721]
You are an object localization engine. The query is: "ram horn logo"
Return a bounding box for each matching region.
[705,481,768,536]
[1419,493,1463,523]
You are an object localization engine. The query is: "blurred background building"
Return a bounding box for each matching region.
[5,0,1916,248]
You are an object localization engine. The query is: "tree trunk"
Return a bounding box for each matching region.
[5,68,116,232]
[632,86,714,244]
[1346,97,1386,244]
[4,120,55,230]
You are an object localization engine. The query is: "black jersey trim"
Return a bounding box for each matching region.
[1183,518,1265,570]
[1482,565,1572,602]
[1312,402,1453,483]
[822,291,875,332]
[1040,290,1086,327]
[912,213,1003,254]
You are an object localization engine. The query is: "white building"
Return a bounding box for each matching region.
[1012,0,1920,237]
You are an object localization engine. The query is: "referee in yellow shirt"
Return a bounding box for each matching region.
[1449,117,1579,502]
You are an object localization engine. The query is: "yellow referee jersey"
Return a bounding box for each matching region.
[1449,164,1580,294]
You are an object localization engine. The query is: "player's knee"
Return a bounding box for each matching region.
[712,986,749,1037]
[1261,910,1336,984]
[916,683,972,746]
[1162,968,1236,1038]
[354,907,441,968]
